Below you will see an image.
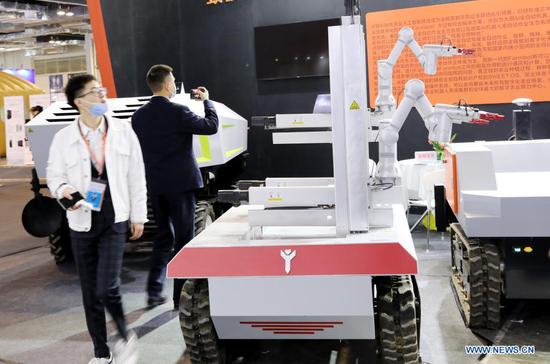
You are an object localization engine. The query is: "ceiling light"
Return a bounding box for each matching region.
[66,11,74,17]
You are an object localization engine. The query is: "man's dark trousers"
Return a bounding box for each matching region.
[70,203,129,358]
[147,191,195,306]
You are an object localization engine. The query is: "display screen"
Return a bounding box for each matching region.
[1,68,36,84]
[255,18,340,80]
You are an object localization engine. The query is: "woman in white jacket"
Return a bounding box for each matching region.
[46,74,147,364]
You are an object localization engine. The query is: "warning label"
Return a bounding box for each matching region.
[350,101,360,110]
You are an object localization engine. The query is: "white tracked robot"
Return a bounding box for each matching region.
[22,92,248,263]
[435,98,550,330]
[167,15,502,364]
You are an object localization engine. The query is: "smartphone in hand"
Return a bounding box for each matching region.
[58,191,84,210]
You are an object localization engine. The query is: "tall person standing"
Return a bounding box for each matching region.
[132,64,219,310]
[47,74,147,364]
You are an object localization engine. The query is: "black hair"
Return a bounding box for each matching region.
[30,105,43,114]
[146,64,173,93]
[64,74,97,110]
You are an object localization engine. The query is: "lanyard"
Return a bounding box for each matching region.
[78,117,108,176]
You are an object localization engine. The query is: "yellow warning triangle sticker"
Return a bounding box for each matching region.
[350,100,360,110]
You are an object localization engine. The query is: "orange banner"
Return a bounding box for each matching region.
[366,0,550,106]
[87,0,117,98]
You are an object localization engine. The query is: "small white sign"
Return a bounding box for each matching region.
[414,150,437,162]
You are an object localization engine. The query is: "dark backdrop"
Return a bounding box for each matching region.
[100,0,550,179]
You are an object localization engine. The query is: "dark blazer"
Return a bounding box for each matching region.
[131,96,219,194]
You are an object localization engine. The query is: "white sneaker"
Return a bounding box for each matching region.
[113,330,138,364]
[88,352,114,364]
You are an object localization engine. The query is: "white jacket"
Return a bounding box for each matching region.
[47,116,148,232]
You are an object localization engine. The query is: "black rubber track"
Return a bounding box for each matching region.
[180,279,225,364]
[195,201,215,236]
[376,275,420,364]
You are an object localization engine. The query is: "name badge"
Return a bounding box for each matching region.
[86,179,107,211]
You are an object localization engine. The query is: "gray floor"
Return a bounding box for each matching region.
[0,179,44,258]
[1,180,549,364]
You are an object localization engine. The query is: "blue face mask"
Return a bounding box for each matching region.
[89,102,108,117]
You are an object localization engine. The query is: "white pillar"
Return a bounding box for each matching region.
[328,16,369,235]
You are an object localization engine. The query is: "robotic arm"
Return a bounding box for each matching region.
[375,27,473,115]
[427,104,504,142]
[375,79,504,182]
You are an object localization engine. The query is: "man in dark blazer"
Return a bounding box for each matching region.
[132,64,218,309]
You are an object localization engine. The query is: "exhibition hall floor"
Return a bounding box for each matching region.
[1,181,549,364]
